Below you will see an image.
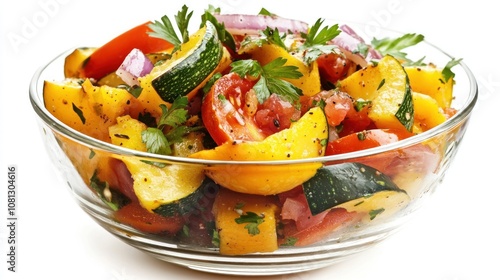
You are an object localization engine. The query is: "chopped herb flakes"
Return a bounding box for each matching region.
[235,211,264,235]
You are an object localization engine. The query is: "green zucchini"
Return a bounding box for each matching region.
[302,162,410,220]
[153,177,219,217]
[149,21,223,103]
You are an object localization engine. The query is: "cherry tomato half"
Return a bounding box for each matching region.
[202,72,262,145]
[202,72,302,145]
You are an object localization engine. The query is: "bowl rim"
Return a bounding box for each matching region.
[29,38,478,166]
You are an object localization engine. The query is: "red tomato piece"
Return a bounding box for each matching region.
[109,158,138,203]
[254,94,301,136]
[317,52,355,85]
[114,203,184,234]
[302,90,372,135]
[281,208,360,247]
[339,103,374,137]
[201,72,263,145]
[326,128,414,172]
[324,128,441,176]
[280,189,328,231]
[82,21,172,80]
[326,128,414,155]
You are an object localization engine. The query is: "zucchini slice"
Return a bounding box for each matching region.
[146,21,223,103]
[109,116,206,215]
[302,162,410,220]
[340,55,414,131]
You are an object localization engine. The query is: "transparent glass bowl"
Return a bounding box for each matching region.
[29,25,477,276]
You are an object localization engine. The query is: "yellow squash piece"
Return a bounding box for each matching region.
[43,78,140,142]
[212,187,279,255]
[412,91,447,132]
[189,107,328,195]
[240,43,321,97]
[340,55,414,131]
[64,47,96,78]
[405,65,453,108]
[109,116,205,212]
[338,190,410,223]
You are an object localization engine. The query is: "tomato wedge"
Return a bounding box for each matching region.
[326,128,414,173]
[201,72,264,145]
[114,203,184,234]
[82,21,172,80]
[326,128,414,155]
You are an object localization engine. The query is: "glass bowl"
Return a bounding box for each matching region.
[29,22,477,276]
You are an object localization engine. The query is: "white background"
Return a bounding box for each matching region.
[1,0,499,279]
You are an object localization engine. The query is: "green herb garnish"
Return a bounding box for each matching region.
[377,78,386,90]
[148,5,193,52]
[240,26,288,50]
[141,96,198,156]
[441,58,462,82]
[281,236,298,246]
[235,211,265,236]
[230,57,303,103]
[202,5,236,52]
[117,84,143,98]
[354,99,371,112]
[299,18,341,64]
[371,33,424,63]
[369,208,385,220]
[258,7,274,16]
[72,103,86,125]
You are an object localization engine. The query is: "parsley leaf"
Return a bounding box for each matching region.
[240,27,287,51]
[148,5,193,52]
[371,33,424,62]
[263,57,303,79]
[141,96,195,157]
[174,5,193,44]
[441,58,462,82]
[202,5,236,52]
[262,27,287,49]
[142,127,171,155]
[302,18,341,46]
[299,18,341,64]
[235,211,264,236]
[157,99,188,129]
[230,58,303,103]
[230,59,261,79]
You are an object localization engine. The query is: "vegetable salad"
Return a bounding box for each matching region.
[43,5,459,255]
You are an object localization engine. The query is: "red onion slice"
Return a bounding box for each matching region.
[116,48,154,87]
[332,24,382,67]
[213,14,309,35]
